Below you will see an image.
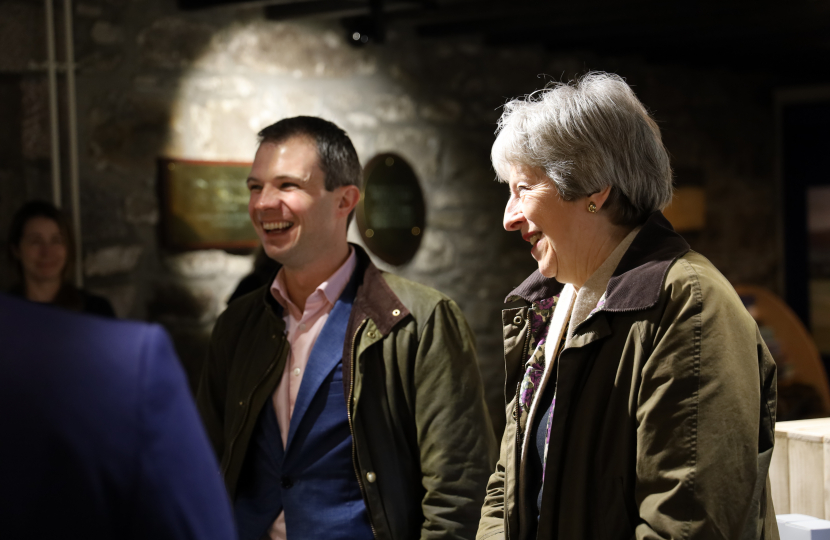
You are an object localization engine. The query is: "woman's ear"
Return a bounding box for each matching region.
[589,185,613,210]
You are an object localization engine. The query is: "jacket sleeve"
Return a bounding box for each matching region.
[634,257,777,540]
[414,299,499,540]
[196,311,234,463]
[476,396,517,540]
[132,325,237,540]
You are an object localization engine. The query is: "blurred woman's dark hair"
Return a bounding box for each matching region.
[6,200,115,317]
[7,200,75,283]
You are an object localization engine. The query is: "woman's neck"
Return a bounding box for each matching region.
[572,223,634,290]
[25,278,63,303]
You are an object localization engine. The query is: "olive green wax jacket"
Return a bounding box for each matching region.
[477,213,779,540]
[197,245,498,540]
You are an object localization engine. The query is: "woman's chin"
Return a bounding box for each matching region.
[27,271,63,283]
[537,264,557,279]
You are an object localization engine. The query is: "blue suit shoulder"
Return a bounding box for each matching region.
[0,294,237,540]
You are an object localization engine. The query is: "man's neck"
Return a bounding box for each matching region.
[25,278,62,303]
[282,242,351,312]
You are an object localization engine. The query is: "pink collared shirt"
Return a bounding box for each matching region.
[266,247,357,540]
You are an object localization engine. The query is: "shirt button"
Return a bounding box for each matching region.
[293,367,301,377]
[392,309,400,316]
[367,330,376,339]
[513,315,523,325]
[365,471,376,483]
[281,476,293,489]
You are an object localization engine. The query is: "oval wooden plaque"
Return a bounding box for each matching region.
[356,153,426,266]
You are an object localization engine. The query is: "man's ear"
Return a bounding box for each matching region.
[337,185,361,219]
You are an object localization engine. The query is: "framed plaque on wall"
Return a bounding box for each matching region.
[158,158,257,250]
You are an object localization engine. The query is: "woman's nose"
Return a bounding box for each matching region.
[503,197,524,232]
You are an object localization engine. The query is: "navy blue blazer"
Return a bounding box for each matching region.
[0,294,237,540]
[234,270,373,540]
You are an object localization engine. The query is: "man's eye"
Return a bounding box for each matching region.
[281,183,298,190]
[247,184,261,192]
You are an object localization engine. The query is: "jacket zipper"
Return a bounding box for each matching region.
[347,319,378,538]
[508,308,531,540]
[223,337,287,475]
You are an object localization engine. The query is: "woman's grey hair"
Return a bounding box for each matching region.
[492,72,673,226]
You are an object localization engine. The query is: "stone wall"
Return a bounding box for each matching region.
[0,0,781,435]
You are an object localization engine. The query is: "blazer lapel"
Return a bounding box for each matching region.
[284,272,358,452]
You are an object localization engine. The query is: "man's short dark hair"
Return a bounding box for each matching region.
[258,116,362,192]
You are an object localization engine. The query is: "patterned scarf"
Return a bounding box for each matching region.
[516,295,557,439]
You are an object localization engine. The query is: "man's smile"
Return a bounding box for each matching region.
[262,221,294,233]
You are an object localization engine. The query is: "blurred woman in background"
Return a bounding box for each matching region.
[7,200,114,317]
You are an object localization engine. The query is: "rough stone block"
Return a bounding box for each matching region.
[124,192,159,225]
[0,2,43,72]
[376,94,416,123]
[407,230,454,274]
[420,98,462,123]
[91,21,123,45]
[164,250,252,279]
[20,78,50,160]
[137,17,216,70]
[84,245,143,277]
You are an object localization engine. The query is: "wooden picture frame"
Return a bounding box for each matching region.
[158,157,257,251]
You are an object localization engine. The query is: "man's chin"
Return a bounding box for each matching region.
[262,244,290,264]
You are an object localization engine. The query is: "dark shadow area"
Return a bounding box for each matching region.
[783,101,830,376]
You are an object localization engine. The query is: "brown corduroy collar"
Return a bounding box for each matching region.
[260,243,409,337]
[505,212,690,313]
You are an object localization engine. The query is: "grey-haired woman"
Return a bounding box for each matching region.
[477,73,778,540]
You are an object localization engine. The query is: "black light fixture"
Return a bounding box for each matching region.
[343,15,380,46]
[343,0,385,46]
[352,30,371,44]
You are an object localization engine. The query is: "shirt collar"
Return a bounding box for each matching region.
[270,247,357,317]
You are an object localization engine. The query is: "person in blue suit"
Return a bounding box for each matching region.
[198,116,496,540]
[0,293,237,540]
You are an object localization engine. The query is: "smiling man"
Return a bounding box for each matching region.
[196,116,497,540]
